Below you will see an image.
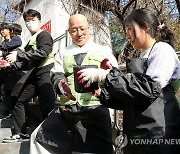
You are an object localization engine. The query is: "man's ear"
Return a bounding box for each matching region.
[68,28,71,34]
[87,24,90,29]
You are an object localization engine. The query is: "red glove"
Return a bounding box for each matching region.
[58,80,76,101]
[0,60,10,68]
[100,58,112,70]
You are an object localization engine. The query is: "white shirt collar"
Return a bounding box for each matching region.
[31,29,43,40]
[69,38,94,55]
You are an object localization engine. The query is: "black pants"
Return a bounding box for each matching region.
[12,70,55,134]
[35,104,113,154]
[1,70,25,113]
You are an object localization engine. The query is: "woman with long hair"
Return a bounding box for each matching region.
[78,8,180,154]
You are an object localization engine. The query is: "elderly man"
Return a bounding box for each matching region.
[30,14,118,154]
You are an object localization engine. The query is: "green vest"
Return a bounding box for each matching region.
[60,52,104,106]
[28,34,54,67]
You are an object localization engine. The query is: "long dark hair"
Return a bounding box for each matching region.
[123,8,176,48]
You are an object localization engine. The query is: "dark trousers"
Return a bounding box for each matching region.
[35,104,113,154]
[12,71,55,134]
[1,70,25,114]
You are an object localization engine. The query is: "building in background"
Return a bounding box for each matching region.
[14,0,112,53]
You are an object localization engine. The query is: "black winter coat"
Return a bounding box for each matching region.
[100,59,180,154]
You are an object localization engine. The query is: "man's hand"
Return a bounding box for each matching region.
[6,51,18,64]
[77,68,109,88]
[58,79,76,101]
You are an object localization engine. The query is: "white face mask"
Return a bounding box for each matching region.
[26,20,39,32]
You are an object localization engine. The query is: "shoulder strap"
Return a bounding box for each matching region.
[147,42,156,58]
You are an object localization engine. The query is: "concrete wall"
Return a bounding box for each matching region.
[16,0,112,53]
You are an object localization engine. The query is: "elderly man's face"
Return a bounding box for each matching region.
[68,15,90,47]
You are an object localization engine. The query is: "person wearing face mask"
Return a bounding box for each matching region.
[26,19,40,32]
[77,8,180,154]
[2,9,55,143]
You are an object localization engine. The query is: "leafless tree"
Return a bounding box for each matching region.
[0,0,21,23]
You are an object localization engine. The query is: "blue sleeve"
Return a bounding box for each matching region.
[3,36,22,51]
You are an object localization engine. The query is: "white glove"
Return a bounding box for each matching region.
[77,68,110,88]
[6,51,18,64]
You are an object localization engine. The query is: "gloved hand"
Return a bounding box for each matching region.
[58,79,76,101]
[0,59,10,68]
[6,51,18,64]
[100,58,112,70]
[77,68,110,88]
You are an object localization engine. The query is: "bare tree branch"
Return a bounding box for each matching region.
[122,0,137,19]
[175,0,180,21]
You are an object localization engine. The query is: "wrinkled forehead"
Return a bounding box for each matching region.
[70,23,88,29]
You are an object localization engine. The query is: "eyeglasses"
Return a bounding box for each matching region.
[70,27,88,34]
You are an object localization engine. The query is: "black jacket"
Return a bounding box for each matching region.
[11,30,53,71]
[10,30,54,97]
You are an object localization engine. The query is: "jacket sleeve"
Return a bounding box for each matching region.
[100,67,161,112]
[50,50,66,95]
[51,72,66,95]
[17,31,53,62]
[1,36,22,58]
[1,61,27,71]
[3,36,22,51]
[10,61,27,70]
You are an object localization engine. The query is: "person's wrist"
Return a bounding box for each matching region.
[0,51,2,57]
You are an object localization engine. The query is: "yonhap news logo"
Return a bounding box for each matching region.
[115,134,180,148]
[115,134,128,148]
[129,138,180,145]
